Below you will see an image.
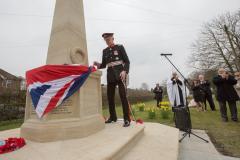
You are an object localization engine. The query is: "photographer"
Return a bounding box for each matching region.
[213,68,238,122]
[234,72,240,98]
[198,74,216,111]
[191,80,205,112]
[167,72,186,107]
[153,83,163,107]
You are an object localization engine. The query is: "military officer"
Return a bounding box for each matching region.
[94,33,131,127]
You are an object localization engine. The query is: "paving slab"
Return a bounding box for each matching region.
[178,130,240,160]
[121,123,179,160]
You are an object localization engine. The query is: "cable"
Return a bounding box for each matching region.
[87,17,200,27]
[103,0,202,23]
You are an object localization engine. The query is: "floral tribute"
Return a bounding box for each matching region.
[0,138,26,154]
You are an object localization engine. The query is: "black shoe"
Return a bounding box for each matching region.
[123,120,130,127]
[105,118,117,124]
[232,118,238,122]
[222,118,228,122]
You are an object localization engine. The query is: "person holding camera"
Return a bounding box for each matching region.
[234,72,240,98]
[213,68,238,122]
[198,74,216,111]
[153,83,163,107]
[191,80,205,112]
[167,72,187,107]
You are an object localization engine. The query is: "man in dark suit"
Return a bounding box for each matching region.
[94,33,131,127]
[198,74,216,111]
[153,83,163,107]
[213,68,239,122]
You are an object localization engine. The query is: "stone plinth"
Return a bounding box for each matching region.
[1,123,179,160]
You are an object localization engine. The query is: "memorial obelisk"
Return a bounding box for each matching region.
[20,0,105,142]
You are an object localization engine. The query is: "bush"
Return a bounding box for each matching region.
[136,103,145,112]
[160,109,170,119]
[101,86,154,108]
[159,101,171,119]
[148,110,156,119]
[0,104,25,121]
[145,107,158,119]
[131,105,136,115]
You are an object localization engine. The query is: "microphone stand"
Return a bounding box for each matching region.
[161,54,208,143]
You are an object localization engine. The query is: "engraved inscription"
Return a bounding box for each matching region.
[51,99,73,115]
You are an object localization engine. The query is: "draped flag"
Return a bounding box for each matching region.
[26,65,96,118]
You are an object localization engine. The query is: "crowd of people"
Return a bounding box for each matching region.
[154,69,240,122]
[98,32,239,126]
[190,68,239,122]
[190,74,216,112]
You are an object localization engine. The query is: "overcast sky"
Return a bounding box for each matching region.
[0,0,239,88]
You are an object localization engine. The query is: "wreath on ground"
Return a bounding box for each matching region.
[0,138,26,154]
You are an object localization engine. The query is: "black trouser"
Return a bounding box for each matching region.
[156,98,162,107]
[218,101,238,120]
[204,93,216,110]
[107,80,130,121]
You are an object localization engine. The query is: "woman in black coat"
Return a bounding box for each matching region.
[192,80,205,111]
[213,68,239,122]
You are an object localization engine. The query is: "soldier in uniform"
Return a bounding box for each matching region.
[94,33,131,127]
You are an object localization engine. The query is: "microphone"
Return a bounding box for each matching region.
[160,53,172,56]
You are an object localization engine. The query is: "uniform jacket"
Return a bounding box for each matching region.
[99,44,130,83]
[213,75,239,101]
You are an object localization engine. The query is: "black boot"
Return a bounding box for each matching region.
[123,120,130,127]
[105,118,117,124]
[222,117,228,122]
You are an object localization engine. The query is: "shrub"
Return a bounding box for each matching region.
[160,101,171,119]
[148,107,157,119]
[136,103,145,112]
[131,105,136,115]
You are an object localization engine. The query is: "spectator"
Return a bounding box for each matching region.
[153,83,163,107]
[213,68,239,122]
[234,72,240,98]
[191,80,205,111]
[198,74,216,111]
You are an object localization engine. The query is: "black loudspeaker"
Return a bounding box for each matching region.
[173,106,192,132]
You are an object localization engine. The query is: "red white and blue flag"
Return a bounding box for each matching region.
[26,65,95,118]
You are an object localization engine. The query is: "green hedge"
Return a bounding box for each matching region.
[102,87,154,108]
[0,104,25,121]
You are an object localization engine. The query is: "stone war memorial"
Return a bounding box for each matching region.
[0,0,179,159]
[20,0,105,143]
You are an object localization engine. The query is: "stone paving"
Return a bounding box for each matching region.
[178,130,240,160]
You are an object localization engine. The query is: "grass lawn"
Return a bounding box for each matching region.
[103,100,240,158]
[0,119,23,131]
[0,100,239,157]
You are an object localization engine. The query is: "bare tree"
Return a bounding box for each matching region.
[190,10,240,73]
[140,82,149,91]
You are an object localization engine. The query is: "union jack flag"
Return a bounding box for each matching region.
[26,65,95,118]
